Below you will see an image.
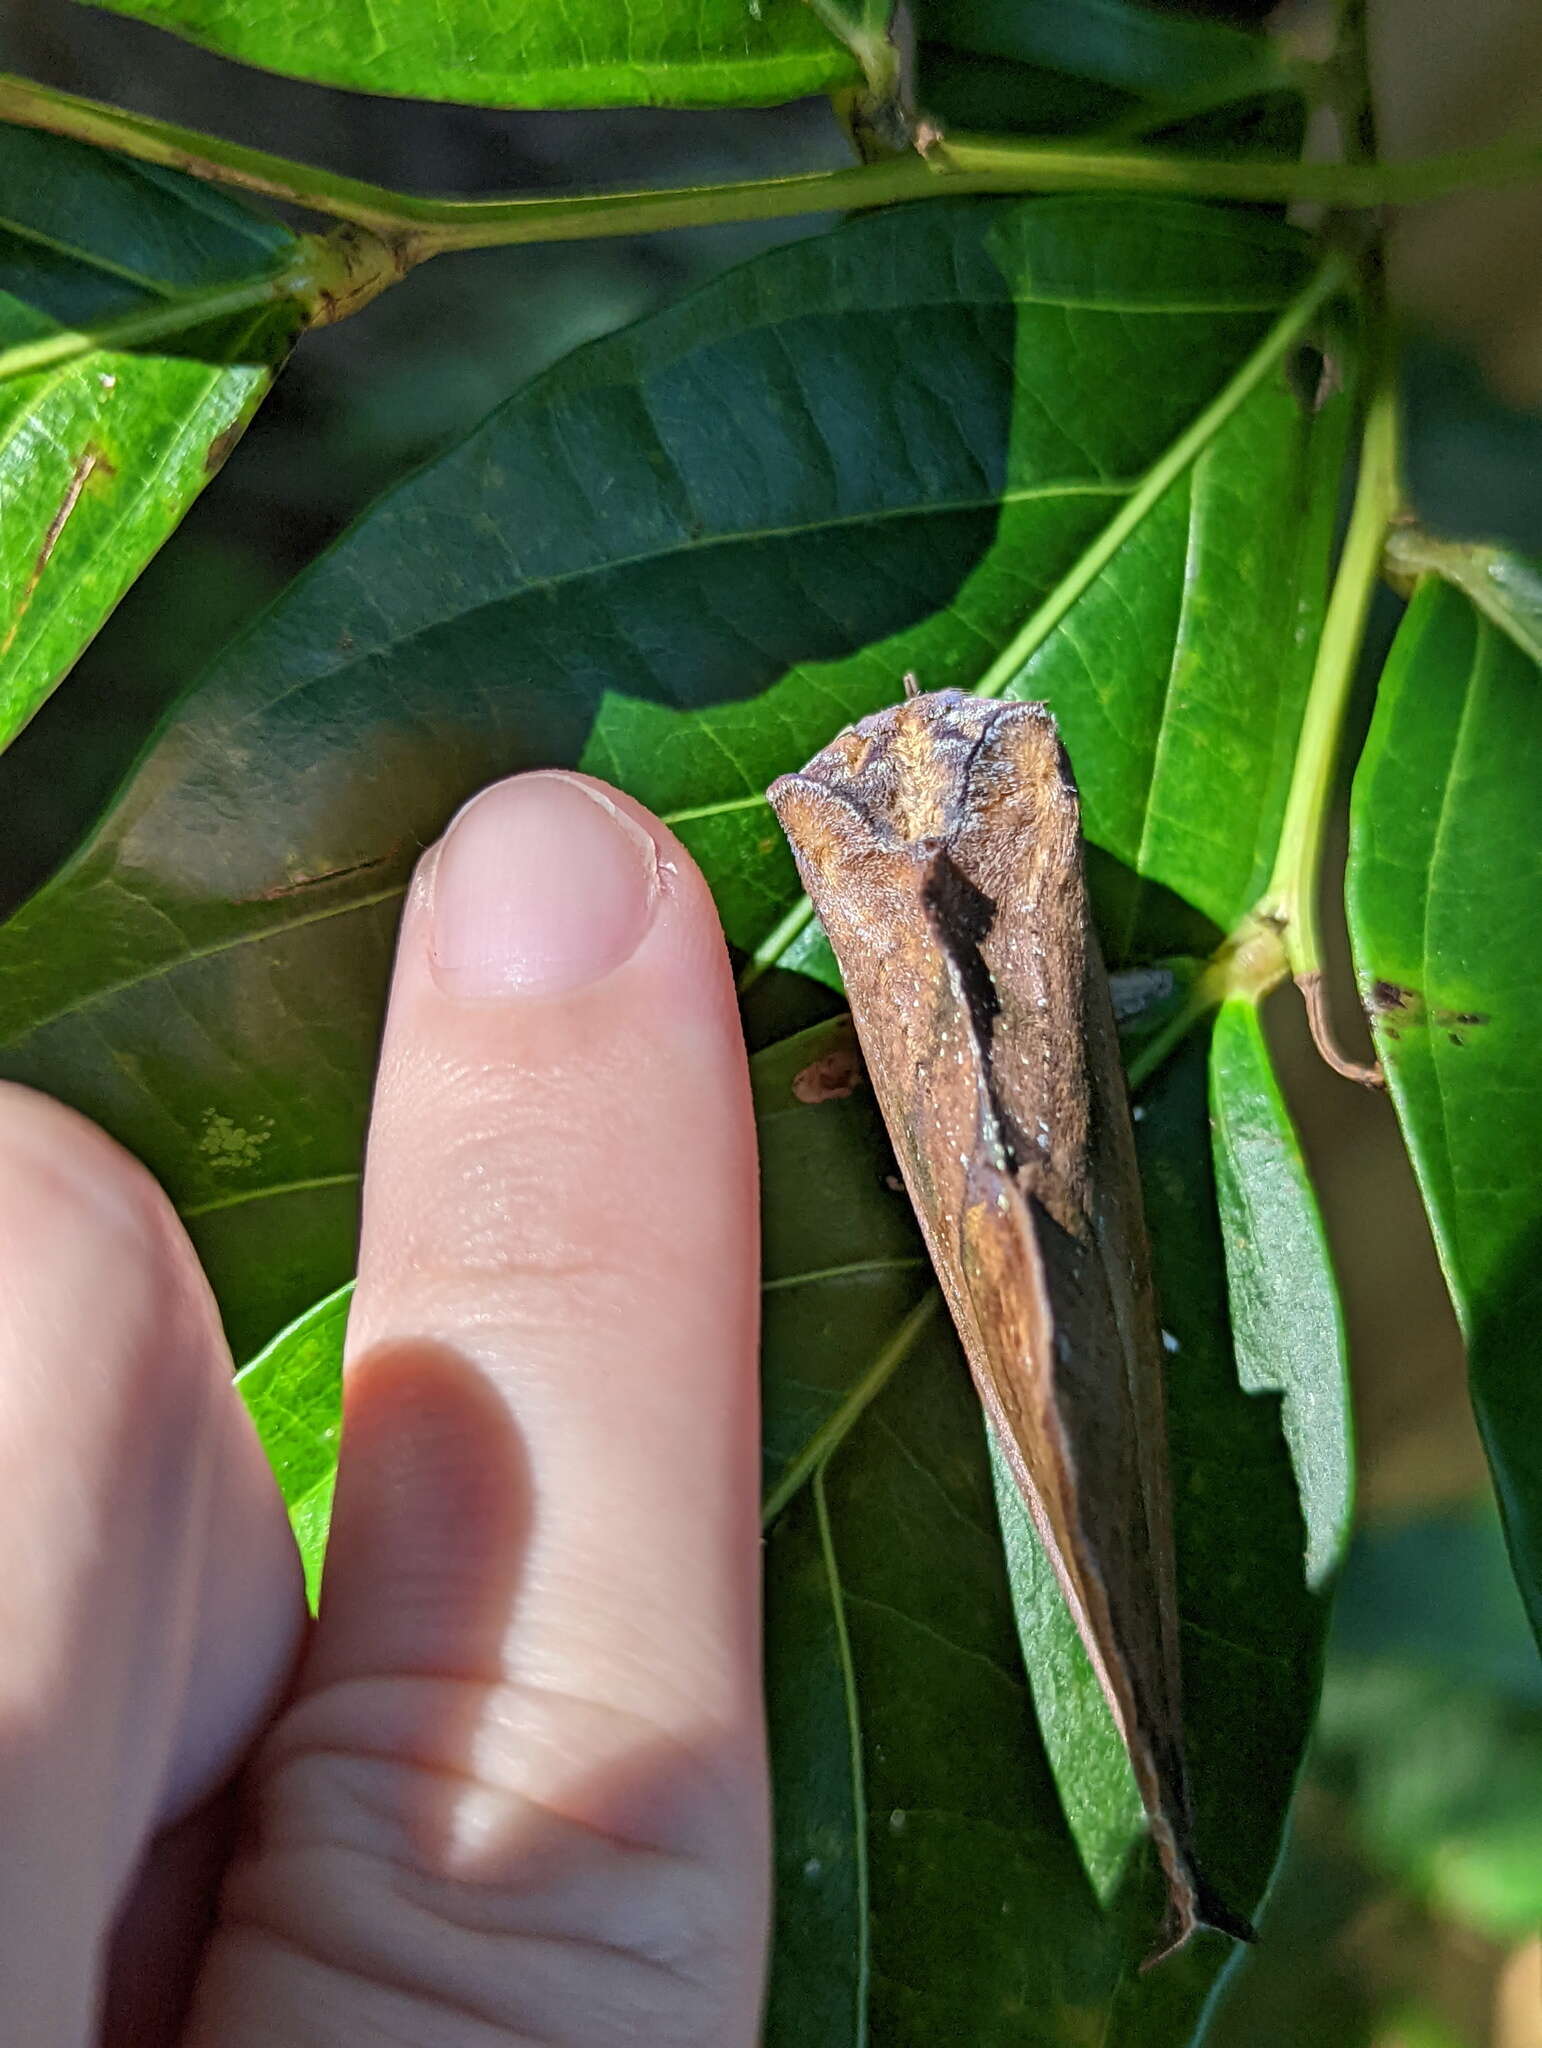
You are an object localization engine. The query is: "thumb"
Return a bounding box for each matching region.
[188,774,768,2047]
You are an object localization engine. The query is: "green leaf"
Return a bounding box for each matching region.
[79,0,856,108]
[0,190,1357,2036]
[0,195,1349,1356]
[235,1282,351,1609]
[1346,574,1542,1647]
[1385,528,1542,667]
[1208,996,1352,1591]
[0,126,298,752]
[914,0,1298,154]
[915,0,1277,100]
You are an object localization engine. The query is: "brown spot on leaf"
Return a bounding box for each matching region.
[1435,1007,1490,1029]
[204,420,245,473]
[1368,980,1422,1015]
[240,851,397,902]
[0,445,109,658]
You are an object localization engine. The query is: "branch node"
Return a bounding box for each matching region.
[294,225,414,328]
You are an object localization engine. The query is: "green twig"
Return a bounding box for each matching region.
[1258,351,1400,1084]
[737,898,820,995]
[2,71,1540,273]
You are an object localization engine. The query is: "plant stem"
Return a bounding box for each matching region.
[1125,914,1288,1091]
[1255,332,1399,1085]
[1259,362,1398,982]
[737,898,819,995]
[3,71,1540,267]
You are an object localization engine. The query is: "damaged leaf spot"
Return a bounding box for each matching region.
[792,1029,867,1105]
[204,420,245,473]
[1367,974,1417,1007]
[199,1110,274,1172]
[240,852,397,902]
[1366,984,1490,1041]
[1,445,112,659]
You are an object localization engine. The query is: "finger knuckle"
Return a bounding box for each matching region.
[227,1671,758,2044]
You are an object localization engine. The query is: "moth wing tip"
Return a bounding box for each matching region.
[1141,1880,1258,1972]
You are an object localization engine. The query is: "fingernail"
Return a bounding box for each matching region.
[429,774,659,999]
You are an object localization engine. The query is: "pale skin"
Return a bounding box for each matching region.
[0,772,770,2045]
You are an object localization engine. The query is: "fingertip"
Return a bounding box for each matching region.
[405,770,730,1009]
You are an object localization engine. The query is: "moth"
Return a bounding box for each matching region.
[768,684,1253,1964]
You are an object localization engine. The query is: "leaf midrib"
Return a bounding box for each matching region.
[0,213,181,300]
[813,1468,871,2048]
[218,477,1133,745]
[4,474,1138,1041]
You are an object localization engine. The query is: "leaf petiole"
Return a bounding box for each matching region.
[1258,350,1401,1082]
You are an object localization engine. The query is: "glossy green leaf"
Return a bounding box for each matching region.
[1346,574,1542,1647]
[80,0,856,109]
[914,0,1298,156]
[0,195,1348,1357]
[1208,996,1352,1591]
[1206,1512,1542,2045]
[1385,529,1542,666]
[915,0,1276,99]
[234,1281,352,1609]
[0,126,297,752]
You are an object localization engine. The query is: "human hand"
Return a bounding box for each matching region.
[0,774,768,2045]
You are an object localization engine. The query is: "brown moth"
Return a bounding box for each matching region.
[768,684,1253,1965]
